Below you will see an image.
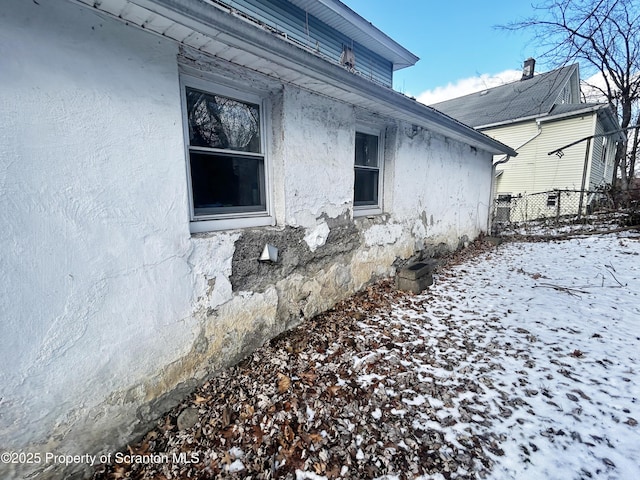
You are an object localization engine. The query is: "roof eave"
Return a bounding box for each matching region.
[476,114,543,130]
[125,0,514,156]
[537,104,607,123]
[288,0,419,70]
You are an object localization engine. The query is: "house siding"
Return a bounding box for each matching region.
[213,0,394,87]
[0,1,493,479]
[588,119,617,188]
[490,115,596,195]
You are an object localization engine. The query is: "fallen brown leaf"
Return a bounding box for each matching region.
[277,373,292,393]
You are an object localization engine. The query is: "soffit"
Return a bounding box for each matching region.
[286,0,419,70]
[70,0,516,156]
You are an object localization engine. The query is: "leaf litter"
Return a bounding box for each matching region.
[92,231,640,480]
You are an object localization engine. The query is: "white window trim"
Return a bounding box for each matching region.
[180,75,274,233]
[353,124,385,217]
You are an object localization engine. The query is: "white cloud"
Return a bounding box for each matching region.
[581,71,610,103]
[416,69,522,105]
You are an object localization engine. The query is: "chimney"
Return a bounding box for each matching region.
[521,58,535,80]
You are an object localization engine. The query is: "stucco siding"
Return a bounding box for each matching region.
[281,87,355,227]
[391,128,492,244]
[0,1,494,478]
[0,1,199,476]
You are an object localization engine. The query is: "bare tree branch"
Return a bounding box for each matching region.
[499,0,640,189]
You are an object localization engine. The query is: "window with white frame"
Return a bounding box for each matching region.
[181,77,271,231]
[354,128,383,215]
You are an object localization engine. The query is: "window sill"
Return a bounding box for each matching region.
[190,215,274,233]
[353,206,383,218]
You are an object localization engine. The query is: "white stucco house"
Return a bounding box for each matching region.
[0,0,515,478]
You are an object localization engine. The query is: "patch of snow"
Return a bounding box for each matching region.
[357,373,385,387]
[226,459,245,473]
[412,233,640,479]
[295,470,328,480]
[390,408,407,417]
[306,405,315,422]
[402,394,426,406]
[228,446,244,458]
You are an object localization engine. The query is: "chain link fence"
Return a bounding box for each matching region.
[491,188,640,235]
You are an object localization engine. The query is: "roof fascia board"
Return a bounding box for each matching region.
[131,0,514,156]
[476,114,542,130]
[302,0,419,70]
[537,104,605,123]
[478,101,607,130]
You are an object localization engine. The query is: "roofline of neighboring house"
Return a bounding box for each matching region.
[435,63,581,129]
[432,63,579,110]
[476,114,543,130]
[538,103,610,124]
[98,0,517,157]
[288,0,419,70]
[478,103,621,137]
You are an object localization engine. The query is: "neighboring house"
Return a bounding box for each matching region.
[0,1,515,478]
[433,59,624,222]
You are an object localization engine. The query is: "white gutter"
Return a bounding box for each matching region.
[537,104,608,124]
[126,0,517,156]
[488,156,512,231]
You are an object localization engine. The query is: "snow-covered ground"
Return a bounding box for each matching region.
[383,232,640,479]
[93,232,640,480]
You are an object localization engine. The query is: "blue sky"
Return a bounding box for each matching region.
[341,1,543,103]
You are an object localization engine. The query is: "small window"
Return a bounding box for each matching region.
[354,130,383,215]
[601,137,608,164]
[181,79,271,231]
[547,192,558,207]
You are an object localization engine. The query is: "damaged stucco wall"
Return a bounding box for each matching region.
[0,1,493,479]
[391,126,492,248]
[0,2,198,478]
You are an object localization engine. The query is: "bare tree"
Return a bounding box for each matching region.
[502,0,640,190]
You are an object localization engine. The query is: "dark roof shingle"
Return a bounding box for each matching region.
[431,64,578,128]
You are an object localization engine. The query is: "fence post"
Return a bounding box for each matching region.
[577,138,592,220]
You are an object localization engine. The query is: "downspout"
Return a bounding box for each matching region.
[487,123,541,231]
[489,155,511,233]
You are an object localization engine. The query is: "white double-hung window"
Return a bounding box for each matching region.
[353,127,384,216]
[181,77,272,232]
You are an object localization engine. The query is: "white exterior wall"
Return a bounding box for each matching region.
[281,88,354,228]
[0,2,494,478]
[391,128,492,243]
[0,2,199,476]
